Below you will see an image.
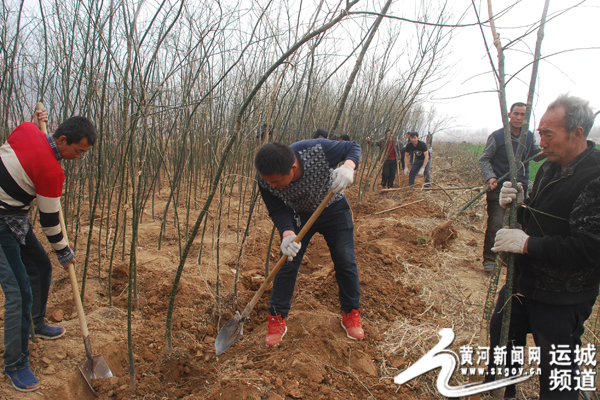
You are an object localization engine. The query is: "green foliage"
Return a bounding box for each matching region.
[528,159,543,180]
[465,144,485,156]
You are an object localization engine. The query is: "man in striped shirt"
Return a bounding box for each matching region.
[0,109,96,392]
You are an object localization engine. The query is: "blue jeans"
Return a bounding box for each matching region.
[408,160,430,187]
[0,220,53,370]
[424,157,432,187]
[268,198,360,318]
[488,286,594,399]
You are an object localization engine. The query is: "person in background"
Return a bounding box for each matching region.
[313,128,329,139]
[488,95,600,399]
[257,123,274,140]
[404,132,430,187]
[479,102,541,271]
[254,138,364,348]
[0,108,97,392]
[366,129,403,189]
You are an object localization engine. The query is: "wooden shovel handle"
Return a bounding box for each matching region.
[241,190,335,318]
[58,208,91,339]
[35,102,47,134]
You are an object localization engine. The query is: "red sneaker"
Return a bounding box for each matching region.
[341,309,364,340]
[265,314,287,347]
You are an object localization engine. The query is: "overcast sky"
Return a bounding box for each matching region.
[19,0,597,142]
[429,0,599,140]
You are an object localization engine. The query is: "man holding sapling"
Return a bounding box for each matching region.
[488,95,600,399]
[404,132,430,188]
[0,108,96,392]
[254,138,363,348]
[479,102,541,271]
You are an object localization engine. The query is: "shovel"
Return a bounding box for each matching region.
[36,102,113,394]
[59,200,113,395]
[215,190,335,355]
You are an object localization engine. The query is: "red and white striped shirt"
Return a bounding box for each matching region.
[0,122,68,254]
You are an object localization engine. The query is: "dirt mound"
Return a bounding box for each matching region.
[430,220,457,248]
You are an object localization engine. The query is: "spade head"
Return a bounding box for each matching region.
[78,354,113,395]
[215,311,245,355]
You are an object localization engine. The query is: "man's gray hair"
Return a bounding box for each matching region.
[547,94,595,137]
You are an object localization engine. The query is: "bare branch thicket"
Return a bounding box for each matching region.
[0,0,465,371]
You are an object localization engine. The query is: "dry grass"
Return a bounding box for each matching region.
[379,233,486,397]
[377,144,600,398]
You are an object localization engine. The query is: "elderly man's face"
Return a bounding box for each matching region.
[538,106,582,168]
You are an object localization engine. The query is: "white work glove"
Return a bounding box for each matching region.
[281,233,301,261]
[417,167,424,176]
[331,165,354,193]
[499,181,524,209]
[492,229,529,254]
[404,167,409,175]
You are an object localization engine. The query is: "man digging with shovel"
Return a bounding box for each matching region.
[255,138,363,347]
[0,108,96,392]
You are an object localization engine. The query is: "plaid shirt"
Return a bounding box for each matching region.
[0,134,73,264]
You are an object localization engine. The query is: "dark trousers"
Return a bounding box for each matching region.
[489,286,594,399]
[400,149,406,169]
[408,160,430,187]
[268,198,360,318]
[424,157,432,187]
[483,188,505,266]
[0,220,53,370]
[381,159,397,188]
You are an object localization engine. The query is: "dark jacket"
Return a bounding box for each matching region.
[257,139,361,235]
[515,141,600,305]
[479,128,539,187]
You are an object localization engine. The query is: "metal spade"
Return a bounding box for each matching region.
[68,260,114,394]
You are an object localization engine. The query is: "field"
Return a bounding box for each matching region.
[1,143,597,400]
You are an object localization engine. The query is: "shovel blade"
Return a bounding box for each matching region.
[78,355,114,395]
[215,311,245,355]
